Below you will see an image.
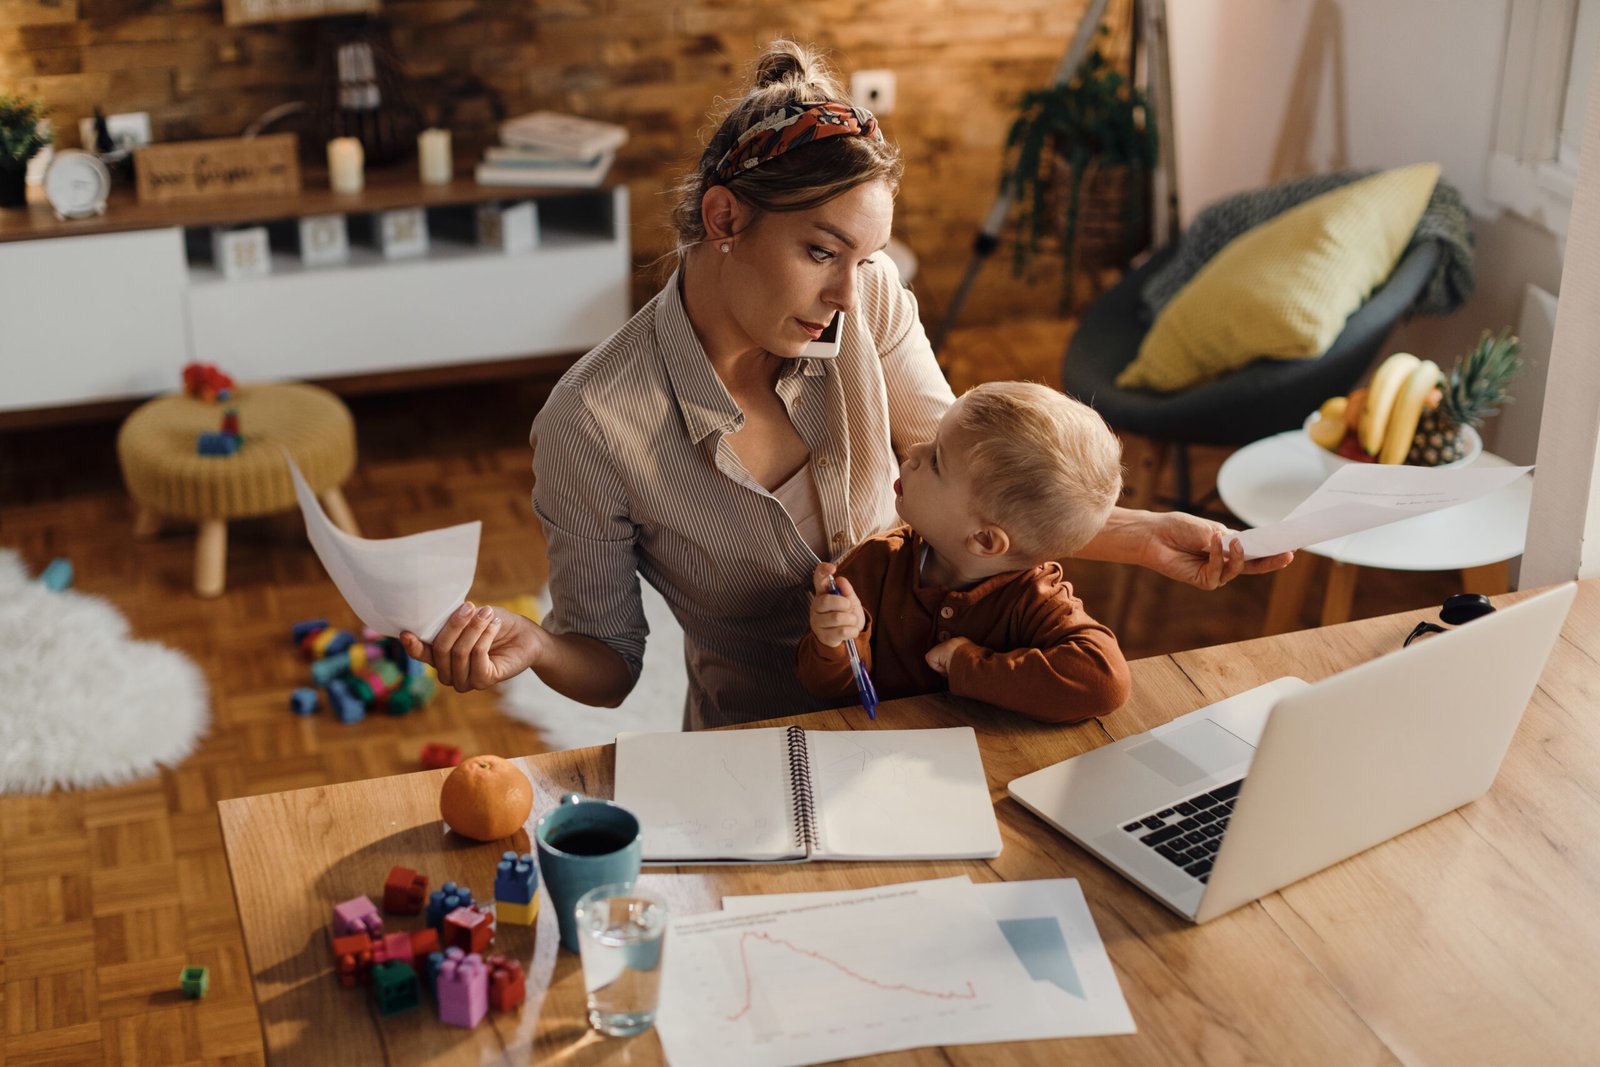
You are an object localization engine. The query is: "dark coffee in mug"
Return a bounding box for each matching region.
[549,828,632,856]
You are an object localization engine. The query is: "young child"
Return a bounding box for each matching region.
[797,381,1131,723]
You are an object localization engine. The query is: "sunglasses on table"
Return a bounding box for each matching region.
[1403,593,1498,648]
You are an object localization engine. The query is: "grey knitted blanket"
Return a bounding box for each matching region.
[1139,168,1475,320]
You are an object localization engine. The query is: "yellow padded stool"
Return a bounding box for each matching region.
[116,382,360,597]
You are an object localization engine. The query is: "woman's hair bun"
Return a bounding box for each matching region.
[752,40,812,90]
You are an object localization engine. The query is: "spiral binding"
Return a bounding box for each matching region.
[785,725,819,855]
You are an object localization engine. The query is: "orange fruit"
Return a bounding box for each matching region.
[439,754,533,842]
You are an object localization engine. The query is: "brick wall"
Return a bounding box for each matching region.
[2,0,1131,329]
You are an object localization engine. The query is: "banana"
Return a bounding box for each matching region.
[1308,397,1348,450]
[1343,387,1368,432]
[1359,353,1420,455]
[1378,360,1443,464]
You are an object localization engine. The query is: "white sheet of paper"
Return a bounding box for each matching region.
[722,877,1135,1039]
[286,454,479,640]
[655,883,1052,1067]
[1233,463,1532,559]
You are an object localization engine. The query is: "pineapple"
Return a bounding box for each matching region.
[1408,328,1523,465]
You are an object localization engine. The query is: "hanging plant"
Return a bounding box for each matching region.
[999,31,1157,309]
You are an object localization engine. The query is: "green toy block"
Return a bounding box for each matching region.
[179,965,209,998]
[372,960,420,1015]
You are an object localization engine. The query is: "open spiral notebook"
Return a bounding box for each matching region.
[613,726,1003,863]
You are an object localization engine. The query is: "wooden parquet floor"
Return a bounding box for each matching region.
[0,327,1461,1066]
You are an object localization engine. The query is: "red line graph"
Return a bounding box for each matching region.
[726,930,978,1021]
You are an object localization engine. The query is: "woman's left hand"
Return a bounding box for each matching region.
[1141,511,1294,590]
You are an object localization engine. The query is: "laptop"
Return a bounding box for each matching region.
[1007,583,1576,924]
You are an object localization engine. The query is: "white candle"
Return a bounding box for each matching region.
[418,128,452,185]
[327,137,364,195]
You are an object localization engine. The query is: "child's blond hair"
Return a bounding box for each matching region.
[950,381,1123,560]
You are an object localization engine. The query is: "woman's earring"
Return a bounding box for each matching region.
[719,242,731,253]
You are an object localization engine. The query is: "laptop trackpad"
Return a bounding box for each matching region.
[1127,721,1255,786]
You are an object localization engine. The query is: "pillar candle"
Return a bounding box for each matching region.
[418,128,452,185]
[327,137,364,195]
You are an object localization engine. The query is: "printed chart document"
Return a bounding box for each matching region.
[655,883,1052,1067]
[723,877,1135,1039]
[286,454,479,641]
[613,726,1002,863]
[1234,463,1532,559]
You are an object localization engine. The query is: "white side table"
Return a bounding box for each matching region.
[1217,430,1533,633]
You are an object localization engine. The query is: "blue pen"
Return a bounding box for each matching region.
[827,574,878,720]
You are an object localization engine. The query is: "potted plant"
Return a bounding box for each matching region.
[0,92,51,208]
[1000,31,1157,310]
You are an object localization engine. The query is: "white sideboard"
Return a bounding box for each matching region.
[0,184,631,414]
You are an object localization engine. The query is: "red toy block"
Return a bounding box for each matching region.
[409,927,439,966]
[331,931,374,987]
[443,906,494,956]
[382,865,429,915]
[488,955,526,1012]
[420,742,463,770]
[373,931,414,965]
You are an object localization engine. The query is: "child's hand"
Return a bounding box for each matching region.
[809,563,864,649]
[926,636,976,675]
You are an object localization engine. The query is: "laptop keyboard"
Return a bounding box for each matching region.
[1119,779,1244,883]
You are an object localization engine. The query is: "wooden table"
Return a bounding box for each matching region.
[218,582,1600,1065]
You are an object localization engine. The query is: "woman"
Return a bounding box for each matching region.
[402,41,1290,729]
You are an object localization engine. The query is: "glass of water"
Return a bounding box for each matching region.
[573,882,668,1036]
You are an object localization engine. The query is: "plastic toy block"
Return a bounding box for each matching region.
[386,688,417,716]
[372,960,420,1016]
[332,895,382,938]
[289,687,319,715]
[373,659,404,690]
[420,743,462,770]
[307,627,339,659]
[197,431,239,456]
[325,630,355,656]
[179,965,209,998]
[426,946,461,998]
[39,558,73,591]
[494,851,538,907]
[488,956,526,1013]
[426,883,475,929]
[405,654,428,680]
[359,668,392,702]
[437,951,489,1028]
[443,906,494,955]
[348,675,374,705]
[326,679,365,724]
[292,618,329,645]
[347,642,369,673]
[407,671,438,706]
[373,931,414,965]
[382,866,429,916]
[310,651,351,687]
[409,927,439,967]
[494,898,538,926]
[332,932,374,987]
[361,627,383,642]
[221,407,241,437]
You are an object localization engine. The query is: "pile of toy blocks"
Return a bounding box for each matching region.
[327,854,538,1025]
[289,619,438,723]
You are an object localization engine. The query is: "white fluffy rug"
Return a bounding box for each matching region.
[498,583,686,750]
[0,550,210,793]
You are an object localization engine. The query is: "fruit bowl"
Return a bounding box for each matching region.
[1302,412,1481,475]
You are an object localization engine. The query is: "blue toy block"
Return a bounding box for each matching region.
[426,882,475,930]
[39,558,73,591]
[197,432,239,456]
[494,851,537,906]
[325,631,355,656]
[310,651,351,688]
[326,678,365,723]
[289,687,319,715]
[291,618,328,643]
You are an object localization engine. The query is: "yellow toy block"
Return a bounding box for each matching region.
[495,898,539,926]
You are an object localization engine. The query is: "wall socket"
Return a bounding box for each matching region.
[851,69,896,116]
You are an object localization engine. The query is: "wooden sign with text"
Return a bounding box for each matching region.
[222,0,377,26]
[134,134,301,204]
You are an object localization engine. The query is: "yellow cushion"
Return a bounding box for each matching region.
[1116,163,1440,393]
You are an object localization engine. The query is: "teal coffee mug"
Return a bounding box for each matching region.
[535,793,643,951]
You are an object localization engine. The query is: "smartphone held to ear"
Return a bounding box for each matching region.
[802,312,843,358]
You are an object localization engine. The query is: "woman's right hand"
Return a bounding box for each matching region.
[401,602,547,692]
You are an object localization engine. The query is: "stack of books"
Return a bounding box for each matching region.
[474,111,627,188]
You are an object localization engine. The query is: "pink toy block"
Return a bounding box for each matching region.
[332,895,383,938]
[373,931,414,965]
[437,951,489,1028]
[443,905,494,955]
